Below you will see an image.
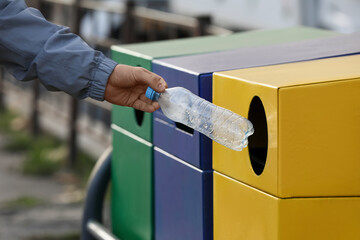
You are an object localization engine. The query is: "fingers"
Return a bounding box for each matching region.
[139,93,154,105]
[135,67,168,93]
[132,98,160,113]
[105,65,167,111]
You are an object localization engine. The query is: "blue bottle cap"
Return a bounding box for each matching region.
[145,87,160,101]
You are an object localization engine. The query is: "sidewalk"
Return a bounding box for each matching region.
[0,134,83,240]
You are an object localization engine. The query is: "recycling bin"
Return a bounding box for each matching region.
[213,54,360,197]
[154,147,212,240]
[214,171,360,240]
[112,126,153,239]
[151,33,359,239]
[111,27,337,239]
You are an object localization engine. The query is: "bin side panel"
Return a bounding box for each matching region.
[111,129,154,240]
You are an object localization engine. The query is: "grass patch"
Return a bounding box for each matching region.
[23,147,63,176]
[0,109,17,134]
[3,131,33,151]
[0,109,95,179]
[74,151,96,183]
[1,196,43,210]
[3,130,64,176]
[22,135,64,176]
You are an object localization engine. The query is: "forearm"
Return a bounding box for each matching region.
[0,0,117,100]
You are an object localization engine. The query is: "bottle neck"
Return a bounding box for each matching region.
[145,87,161,101]
[153,92,161,102]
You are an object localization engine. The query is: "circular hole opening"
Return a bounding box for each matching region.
[134,110,144,126]
[248,96,268,176]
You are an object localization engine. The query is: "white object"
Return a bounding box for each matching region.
[146,87,254,151]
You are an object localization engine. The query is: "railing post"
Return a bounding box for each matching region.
[68,97,78,167]
[67,0,82,167]
[300,0,319,27]
[123,0,136,43]
[195,15,212,36]
[31,79,40,136]
[29,0,43,136]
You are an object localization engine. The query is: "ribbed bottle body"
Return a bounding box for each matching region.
[158,87,253,151]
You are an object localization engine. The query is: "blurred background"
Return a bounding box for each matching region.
[0,0,359,239]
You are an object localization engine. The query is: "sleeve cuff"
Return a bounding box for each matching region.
[88,54,118,101]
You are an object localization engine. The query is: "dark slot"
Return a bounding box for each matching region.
[248,96,268,176]
[134,109,144,126]
[134,64,145,127]
[175,122,194,135]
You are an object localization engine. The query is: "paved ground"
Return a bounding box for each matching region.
[0,135,84,240]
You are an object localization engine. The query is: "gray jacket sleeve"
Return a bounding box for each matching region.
[0,0,118,101]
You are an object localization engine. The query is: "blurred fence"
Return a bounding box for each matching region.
[0,0,232,166]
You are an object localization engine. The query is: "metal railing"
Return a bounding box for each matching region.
[81,147,112,240]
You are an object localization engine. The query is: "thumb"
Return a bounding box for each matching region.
[136,68,168,92]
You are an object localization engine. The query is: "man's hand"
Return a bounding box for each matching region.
[104,64,168,112]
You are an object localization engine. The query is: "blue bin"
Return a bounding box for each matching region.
[154,147,213,240]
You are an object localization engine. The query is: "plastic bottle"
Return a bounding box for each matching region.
[146,86,254,151]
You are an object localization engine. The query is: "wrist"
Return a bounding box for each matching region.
[89,55,118,101]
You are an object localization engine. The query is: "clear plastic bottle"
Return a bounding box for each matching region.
[146,86,254,151]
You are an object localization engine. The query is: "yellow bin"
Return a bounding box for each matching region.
[214,171,360,240]
[213,55,360,197]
